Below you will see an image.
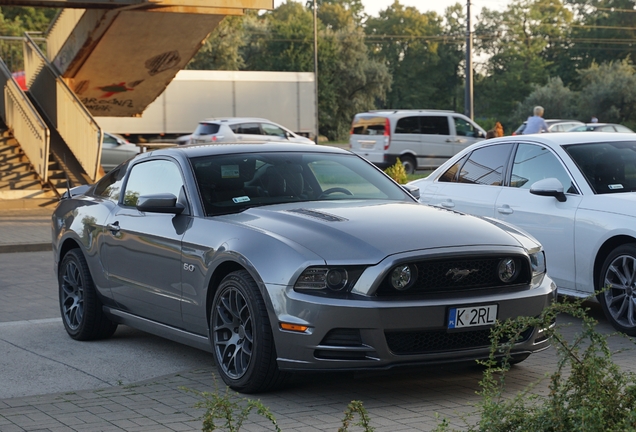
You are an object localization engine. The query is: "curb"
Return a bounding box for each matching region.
[0,243,52,254]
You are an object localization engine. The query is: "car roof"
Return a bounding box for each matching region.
[545,119,583,125]
[198,117,271,124]
[138,142,351,159]
[487,131,636,147]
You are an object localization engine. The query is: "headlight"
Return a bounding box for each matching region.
[294,266,363,293]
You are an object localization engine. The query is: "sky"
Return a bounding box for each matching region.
[273,0,514,17]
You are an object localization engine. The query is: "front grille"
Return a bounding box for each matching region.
[377,255,531,296]
[385,327,534,355]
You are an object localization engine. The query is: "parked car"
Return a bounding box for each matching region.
[101,132,140,172]
[349,110,487,174]
[409,132,636,335]
[512,119,584,135]
[568,123,634,133]
[188,118,315,145]
[52,142,555,393]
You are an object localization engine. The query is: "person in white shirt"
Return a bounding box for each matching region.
[523,106,549,134]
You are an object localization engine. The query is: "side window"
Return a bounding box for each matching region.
[122,160,184,207]
[420,116,450,135]
[454,117,479,137]
[511,144,576,192]
[439,155,468,182]
[457,144,513,185]
[93,165,126,202]
[262,123,287,137]
[103,134,117,145]
[237,123,262,135]
[395,116,420,134]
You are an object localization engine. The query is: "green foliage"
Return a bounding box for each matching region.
[435,297,636,431]
[338,400,374,432]
[185,385,281,432]
[384,158,407,184]
[187,15,247,71]
[512,76,579,125]
[187,384,376,432]
[577,59,636,125]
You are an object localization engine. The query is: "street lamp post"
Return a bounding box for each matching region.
[465,0,474,120]
[313,0,319,143]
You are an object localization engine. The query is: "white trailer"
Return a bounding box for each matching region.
[95,70,316,142]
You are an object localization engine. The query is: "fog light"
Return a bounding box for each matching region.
[498,258,518,282]
[326,269,348,291]
[391,265,415,290]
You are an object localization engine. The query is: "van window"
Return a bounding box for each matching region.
[395,116,420,134]
[420,116,450,135]
[454,117,480,137]
[351,116,386,135]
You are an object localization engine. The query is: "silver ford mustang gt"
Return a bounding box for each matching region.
[52,143,556,393]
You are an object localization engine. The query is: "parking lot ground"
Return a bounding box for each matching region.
[2,210,636,431]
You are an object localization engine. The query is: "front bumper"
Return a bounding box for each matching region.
[266,276,556,372]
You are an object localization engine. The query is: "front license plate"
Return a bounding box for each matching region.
[448,304,498,329]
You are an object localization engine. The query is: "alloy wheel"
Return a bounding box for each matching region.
[603,254,636,328]
[61,260,84,330]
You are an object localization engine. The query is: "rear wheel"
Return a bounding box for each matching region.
[211,270,287,393]
[598,244,636,335]
[59,249,117,340]
[400,155,416,175]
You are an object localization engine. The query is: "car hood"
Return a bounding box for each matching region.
[579,192,636,215]
[225,201,526,264]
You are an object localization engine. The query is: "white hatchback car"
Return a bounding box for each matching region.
[188,118,315,145]
[409,132,636,335]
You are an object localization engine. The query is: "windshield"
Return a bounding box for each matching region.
[563,141,636,194]
[190,152,411,216]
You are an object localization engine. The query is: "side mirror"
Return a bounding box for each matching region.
[530,178,567,202]
[402,184,420,200]
[137,193,185,214]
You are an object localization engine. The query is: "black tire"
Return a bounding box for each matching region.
[58,249,118,340]
[598,244,636,335]
[211,270,287,393]
[400,155,416,175]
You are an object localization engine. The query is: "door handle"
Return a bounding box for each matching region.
[440,200,455,208]
[107,222,120,233]
[497,205,513,215]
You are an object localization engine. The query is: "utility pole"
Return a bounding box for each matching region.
[313,0,319,143]
[465,0,474,120]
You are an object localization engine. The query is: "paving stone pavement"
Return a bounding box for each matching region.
[2,209,636,431]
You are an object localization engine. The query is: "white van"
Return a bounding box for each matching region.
[349,110,487,174]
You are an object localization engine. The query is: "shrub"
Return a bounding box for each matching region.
[435,297,636,431]
[384,158,407,184]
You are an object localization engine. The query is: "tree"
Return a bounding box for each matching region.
[365,1,452,110]
[513,77,579,125]
[187,15,247,71]
[0,7,57,72]
[577,59,636,126]
[474,0,572,124]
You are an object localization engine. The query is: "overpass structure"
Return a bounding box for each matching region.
[0,0,271,208]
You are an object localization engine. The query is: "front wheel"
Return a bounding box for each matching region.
[59,249,118,340]
[211,270,286,393]
[598,244,636,335]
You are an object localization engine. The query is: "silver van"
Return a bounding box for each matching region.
[349,110,487,174]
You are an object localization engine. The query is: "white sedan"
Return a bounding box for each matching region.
[409,132,636,334]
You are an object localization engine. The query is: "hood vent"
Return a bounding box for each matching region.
[287,208,348,222]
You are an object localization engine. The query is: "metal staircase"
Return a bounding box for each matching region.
[0,0,272,209]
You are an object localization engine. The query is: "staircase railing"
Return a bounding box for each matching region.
[24,32,103,182]
[46,9,85,70]
[0,57,50,182]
